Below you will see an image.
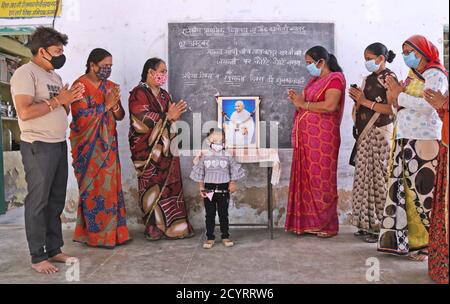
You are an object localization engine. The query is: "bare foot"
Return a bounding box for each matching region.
[31,260,59,274]
[49,253,78,264]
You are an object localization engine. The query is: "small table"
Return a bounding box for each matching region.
[193,148,281,239]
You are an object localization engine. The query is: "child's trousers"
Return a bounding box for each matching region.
[204,183,230,240]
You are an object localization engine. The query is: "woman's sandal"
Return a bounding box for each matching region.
[203,240,215,249]
[408,250,428,262]
[354,230,369,237]
[363,234,379,243]
[317,232,335,238]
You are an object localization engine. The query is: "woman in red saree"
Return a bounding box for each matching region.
[128,58,194,241]
[424,89,449,284]
[286,46,346,237]
[70,48,130,248]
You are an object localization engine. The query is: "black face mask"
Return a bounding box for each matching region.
[44,49,66,69]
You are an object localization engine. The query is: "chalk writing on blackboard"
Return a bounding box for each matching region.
[169,22,334,148]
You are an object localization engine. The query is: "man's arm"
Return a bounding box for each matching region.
[14,95,58,121]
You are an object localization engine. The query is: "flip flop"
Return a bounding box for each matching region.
[363,234,379,243]
[354,230,369,237]
[408,250,428,262]
[317,232,335,238]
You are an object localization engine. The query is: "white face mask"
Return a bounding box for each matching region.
[211,143,224,152]
[365,59,381,73]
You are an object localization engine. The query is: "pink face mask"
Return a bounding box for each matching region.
[154,73,168,86]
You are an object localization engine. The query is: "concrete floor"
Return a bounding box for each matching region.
[0,207,433,284]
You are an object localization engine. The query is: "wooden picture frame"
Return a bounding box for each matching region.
[216,96,261,149]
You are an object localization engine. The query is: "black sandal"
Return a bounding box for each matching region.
[354,230,369,237]
[363,234,379,243]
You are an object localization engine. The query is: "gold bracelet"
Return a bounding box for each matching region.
[112,104,121,112]
[44,99,53,111]
[370,102,376,110]
[54,97,62,107]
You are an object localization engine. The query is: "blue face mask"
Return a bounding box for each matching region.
[365,59,381,73]
[403,52,421,69]
[306,61,322,77]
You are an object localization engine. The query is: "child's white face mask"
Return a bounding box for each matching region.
[211,143,224,152]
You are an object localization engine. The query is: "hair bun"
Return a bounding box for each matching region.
[386,50,396,63]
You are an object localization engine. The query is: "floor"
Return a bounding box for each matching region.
[0,207,433,284]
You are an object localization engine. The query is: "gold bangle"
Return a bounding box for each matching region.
[53,97,61,106]
[370,102,376,110]
[44,99,53,111]
[112,104,121,112]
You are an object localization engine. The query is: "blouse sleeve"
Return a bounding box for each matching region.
[398,69,448,110]
[129,88,166,129]
[229,156,246,181]
[189,155,205,182]
[327,78,344,91]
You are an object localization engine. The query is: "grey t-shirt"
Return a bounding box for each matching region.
[10,61,68,143]
[190,149,246,184]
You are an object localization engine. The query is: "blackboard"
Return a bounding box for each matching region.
[168,22,334,148]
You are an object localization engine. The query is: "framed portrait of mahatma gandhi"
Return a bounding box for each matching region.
[216,96,261,148]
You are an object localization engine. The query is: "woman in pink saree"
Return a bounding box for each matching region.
[286,46,346,237]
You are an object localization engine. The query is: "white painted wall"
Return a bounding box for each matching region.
[1,0,449,228]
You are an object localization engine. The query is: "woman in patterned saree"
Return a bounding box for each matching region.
[286,46,346,238]
[378,35,448,261]
[348,43,397,243]
[71,48,131,248]
[424,89,449,283]
[128,58,194,241]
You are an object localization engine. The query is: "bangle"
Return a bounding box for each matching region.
[53,97,61,107]
[370,102,376,110]
[441,98,449,111]
[112,104,121,112]
[44,99,53,111]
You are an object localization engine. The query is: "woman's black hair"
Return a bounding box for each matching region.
[305,46,343,73]
[141,58,165,82]
[85,48,112,74]
[365,43,396,63]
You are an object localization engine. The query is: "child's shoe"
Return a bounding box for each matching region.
[222,239,234,247]
[203,240,215,249]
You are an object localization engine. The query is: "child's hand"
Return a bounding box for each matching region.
[200,189,207,198]
[229,181,237,193]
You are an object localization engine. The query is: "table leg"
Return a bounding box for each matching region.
[268,166,273,239]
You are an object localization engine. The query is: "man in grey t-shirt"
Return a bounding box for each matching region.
[10,27,84,274]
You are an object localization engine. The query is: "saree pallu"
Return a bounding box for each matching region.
[429,108,449,284]
[285,72,346,236]
[351,124,393,233]
[70,77,130,248]
[128,84,194,241]
[377,139,439,254]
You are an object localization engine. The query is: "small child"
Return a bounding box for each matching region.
[190,128,245,249]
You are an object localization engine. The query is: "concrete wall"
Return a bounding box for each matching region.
[1,0,449,230]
